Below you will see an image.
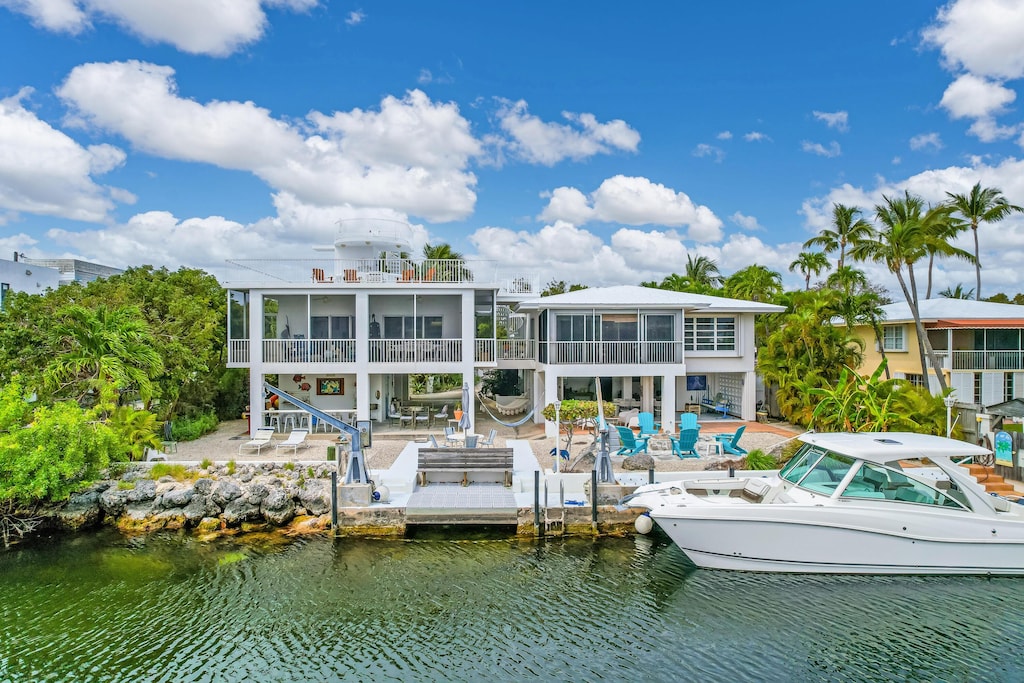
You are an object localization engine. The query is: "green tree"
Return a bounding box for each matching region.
[683,254,724,289]
[422,243,470,282]
[803,203,872,270]
[788,251,830,290]
[724,265,783,302]
[541,280,588,296]
[45,304,164,407]
[946,182,1024,300]
[851,192,972,394]
[939,284,975,299]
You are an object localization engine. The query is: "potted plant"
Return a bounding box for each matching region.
[453,401,463,422]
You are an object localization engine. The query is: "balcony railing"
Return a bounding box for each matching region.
[369,339,462,363]
[475,339,495,363]
[546,341,683,364]
[228,339,250,365]
[948,350,1024,371]
[262,339,356,363]
[497,339,535,361]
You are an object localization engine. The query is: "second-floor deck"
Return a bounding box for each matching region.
[935,350,1024,371]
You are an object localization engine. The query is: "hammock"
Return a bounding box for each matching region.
[478,393,531,415]
[477,392,536,428]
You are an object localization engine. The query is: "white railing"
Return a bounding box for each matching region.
[228,339,249,365]
[475,339,495,363]
[225,257,523,286]
[369,338,462,363]
[497,339,535,360]
[950,350,1024,370]
[262,339,356,363]
[547,341,683,364]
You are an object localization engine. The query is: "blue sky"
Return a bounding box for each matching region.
[3,0,1024,295]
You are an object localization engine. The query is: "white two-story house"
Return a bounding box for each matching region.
[224,220,539,433]
[515,286,783,435]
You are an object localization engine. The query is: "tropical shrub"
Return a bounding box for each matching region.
[107,406,163,460]
[744,449,778,470]
[170,411,219,442]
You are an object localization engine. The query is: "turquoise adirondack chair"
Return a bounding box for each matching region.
[714,425,747,455]
[670,428,700,458]
[615,426,649,456]
[637,411,660,437]
[678,412,701,434]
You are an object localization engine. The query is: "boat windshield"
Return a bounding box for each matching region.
[839,461,970,510]
[779,444,827,484]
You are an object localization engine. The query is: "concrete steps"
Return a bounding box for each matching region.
[960,464,1017,494]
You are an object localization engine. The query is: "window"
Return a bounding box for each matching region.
[0,282,8,309]
[556,314,597,341]
[1006,373,1015,402]
[383,316,443,339]
[974,372,983,404]
[644,314,674,341]
[684,316,735,351]
[601,314,637,342]
[882,325,906,352]
[311,316,352,339]
[904,373,925,388]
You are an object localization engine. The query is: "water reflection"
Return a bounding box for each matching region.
[1,530,1023,682]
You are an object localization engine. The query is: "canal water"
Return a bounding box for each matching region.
[2,529,1023,682]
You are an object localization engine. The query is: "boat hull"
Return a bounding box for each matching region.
[652,505,1024,575]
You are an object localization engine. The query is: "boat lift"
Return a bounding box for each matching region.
[263,381,370,485]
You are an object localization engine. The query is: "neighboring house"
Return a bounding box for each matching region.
[516,286,783,435]
[847,298,1024,407]
[223,221,784,438]
[18,257,123,284]
[0,254,61,307]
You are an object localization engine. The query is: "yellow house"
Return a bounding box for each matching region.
[844,298,1024,408]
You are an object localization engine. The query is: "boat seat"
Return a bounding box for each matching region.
[740,478,771,503]
[894,487,932,504]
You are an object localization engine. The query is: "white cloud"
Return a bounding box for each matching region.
[801,140,841,158]
[923,0,1024,80]
[539,175,724,242]
[692,143,724,162]
[812,110,849,132]
[909,132,943,151]
[968,117,1019,142]
[716,130,732,140]
[743,131,770,142]
[2,0,317,55]
[939,73,1016,120]
[0,88,129,223]
[496,99,640,165]
[0,0,87,32]
[730,212,761,231]
[57,61,481,221]
[345,9,364,25]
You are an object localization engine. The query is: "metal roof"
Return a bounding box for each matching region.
[516,285,786,312]
[798,431,990,462]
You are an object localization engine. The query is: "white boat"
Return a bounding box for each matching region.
[621,432,1024,575]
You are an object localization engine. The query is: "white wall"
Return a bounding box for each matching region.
[0,259,60,298]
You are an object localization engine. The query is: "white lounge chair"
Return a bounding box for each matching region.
[275,429,309,454]
[239,427,275,455]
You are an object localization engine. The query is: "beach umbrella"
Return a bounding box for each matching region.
[459,382,472,432]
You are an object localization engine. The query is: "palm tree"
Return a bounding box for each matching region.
[946,182,1024,300]
[724,265,783,302]
[657,273,690,292]
[939,284,975,299]
[803,203,873,270]
[825,265,870,296]
[919,203,969,299]
[850,192,971,394]
[683,254,724,289]
[788,251,830,290]
[45,304,164,406]
[422,243,469,282]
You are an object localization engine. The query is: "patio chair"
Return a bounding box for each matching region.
[714,425,747,455]
[637,411,660,436]
[311,267,333,283]
[479,428,498,448]
[614,426,649,456]
[414,407,430,429]
[432,404,449,427]
[670,428,700,459]
[678,412,701,434]
[275,429,309,454]
[444,426,458,446]
[239,427,275,455]
[428,434,443,448]
[465,434,479,448]
[400,407,414,429]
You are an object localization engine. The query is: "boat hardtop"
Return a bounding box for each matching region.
[796,431,990,464]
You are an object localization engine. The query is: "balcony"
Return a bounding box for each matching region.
[497,339,535,361]
[369,339,462,363]
[948,350,1024,371]
[262,339,356,363]
[475,339,495,363]
[545,341,683,365]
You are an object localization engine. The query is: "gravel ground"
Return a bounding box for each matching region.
[168,418,802,473]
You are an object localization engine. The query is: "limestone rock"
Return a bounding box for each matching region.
[222,497,262,526]
[261,487,295,526]
[160,486,194,509]
[99,488,130,517]
[193,478,213,495]
[57,490,102,530]
[242,483,268,505]
[297,480,331,516]
[621,453,655,471]
[125,479,157,503]
[211,480,242,507]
